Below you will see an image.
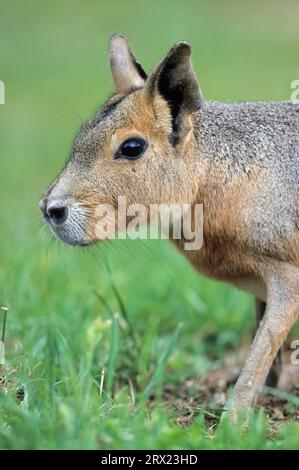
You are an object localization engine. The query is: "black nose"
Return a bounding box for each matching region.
[47,203,69,225]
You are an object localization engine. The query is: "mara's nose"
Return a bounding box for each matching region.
[40,198,69,226]
[47,202,69,226]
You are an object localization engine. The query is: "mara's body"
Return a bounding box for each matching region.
[41,35,299,419]
[182,100,299,298]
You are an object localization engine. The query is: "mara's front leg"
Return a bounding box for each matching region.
[255,299,282,387]
[231,267,299,419]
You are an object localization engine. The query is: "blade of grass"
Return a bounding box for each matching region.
[106,313,120,396]
[0,307,9,365]
[138,321,160,384]
[93,286,139,374]
[1,306,9,342]
[104,259,140,361]
[141,323,183,402]
[104,259,133,334]
[93,289,114,316]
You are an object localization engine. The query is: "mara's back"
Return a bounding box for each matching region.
[197,101,299,181]
[193,101,299,269]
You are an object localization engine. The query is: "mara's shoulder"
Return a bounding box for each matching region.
[199,100,299,129]
[202,100,299,113]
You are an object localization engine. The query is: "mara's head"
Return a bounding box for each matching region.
[40,34,202,246]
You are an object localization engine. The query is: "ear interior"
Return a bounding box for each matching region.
[146,42,202,145]
[109,34,147,95]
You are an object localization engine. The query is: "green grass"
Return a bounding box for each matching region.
[0,0,299,449]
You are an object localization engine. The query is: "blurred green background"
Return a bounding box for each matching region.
[0,0,299,450]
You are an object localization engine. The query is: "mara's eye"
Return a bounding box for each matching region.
[115,137,148,161]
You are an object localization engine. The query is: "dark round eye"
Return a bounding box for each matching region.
[115,137,148,160]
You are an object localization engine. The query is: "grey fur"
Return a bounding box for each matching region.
[41,36,299,420]
[194,101,299,261]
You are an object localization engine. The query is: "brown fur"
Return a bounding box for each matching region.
[41,35,299,420]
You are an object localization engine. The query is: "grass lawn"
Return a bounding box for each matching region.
[0,0,299,449]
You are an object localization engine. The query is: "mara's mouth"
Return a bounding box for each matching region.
[41,200,96,246]
[47,222,92,246]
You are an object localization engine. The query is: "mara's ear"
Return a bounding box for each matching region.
[146,42,202,146]
[109,34,147,95]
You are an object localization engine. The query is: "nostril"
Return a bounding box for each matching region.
[47,204,69,226]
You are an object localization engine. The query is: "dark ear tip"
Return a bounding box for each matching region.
[168,41,192,59]
[174,41,191,47]
[172,41,191,51]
